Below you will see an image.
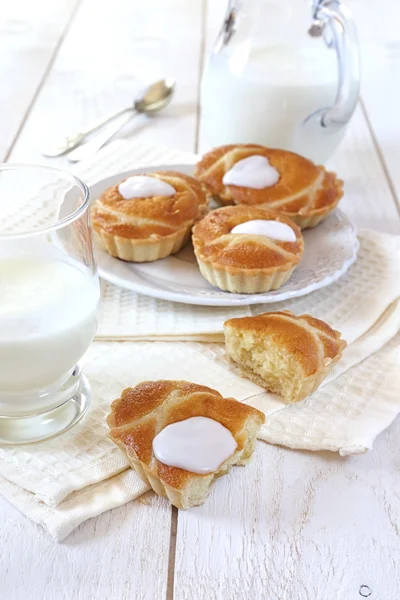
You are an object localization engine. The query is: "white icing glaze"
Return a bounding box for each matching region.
[230,219,297,242]
[118,175,176,199]
[222,155,280,189]
[152,416,237,474]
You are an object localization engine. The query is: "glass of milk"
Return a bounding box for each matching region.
[200,0,360,163]
[0,164,100,444]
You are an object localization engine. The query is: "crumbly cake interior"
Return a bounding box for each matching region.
[226,329,304,402]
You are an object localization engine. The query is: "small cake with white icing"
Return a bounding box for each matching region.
[192,205,304,293]
[107,380,265,509]
[195,144,344,229]
[92,171,209,262]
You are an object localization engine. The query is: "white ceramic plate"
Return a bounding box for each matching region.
[91,164,359,307]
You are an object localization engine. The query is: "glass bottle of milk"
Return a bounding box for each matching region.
[201,0,360,163]
[0,165,100,444]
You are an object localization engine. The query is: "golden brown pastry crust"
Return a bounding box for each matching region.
[224,310,346,402]
[107,380,265,494]
[195,145,343,228]
[92,171,209,261]
[193,206,303,272]
[192,205,303,293]
[225,310,346,377]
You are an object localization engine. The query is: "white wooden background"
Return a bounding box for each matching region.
[1,0,400,598]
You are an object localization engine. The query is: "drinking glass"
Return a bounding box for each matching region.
[0,164,100,444]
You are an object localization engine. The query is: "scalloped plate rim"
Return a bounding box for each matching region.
[91,164,359,307]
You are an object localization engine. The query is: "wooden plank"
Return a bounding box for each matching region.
[328,106,400,234]
[0,1,205,599]
[350,0,400,208]
[330,0,400,229]
[8,0,204,165]
[175,1,400,598]
[0,492,172,600]
[0,0,79,161]
[174,421,400,600]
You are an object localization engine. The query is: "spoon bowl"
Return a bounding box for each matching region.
[135,78,175,113]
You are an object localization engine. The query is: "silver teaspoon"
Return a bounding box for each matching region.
[66,78,175,163]
[42,78,175,158]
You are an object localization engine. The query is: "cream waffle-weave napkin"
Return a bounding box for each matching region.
[0,141,399,541]
[0,328,400,542]
[96,229,399,342]
[73,141,400,343]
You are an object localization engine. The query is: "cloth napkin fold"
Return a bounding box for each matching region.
[0,141,399,541]
[96,229,400,342]
[75,141,400,343]
[1,324,400,541]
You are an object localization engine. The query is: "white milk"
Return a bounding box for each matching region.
[201,44,344,163]
[0,252,99,415]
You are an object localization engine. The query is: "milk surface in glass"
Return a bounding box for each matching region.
[0,244,99,415]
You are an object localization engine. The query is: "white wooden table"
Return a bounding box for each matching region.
[1,1,400,598]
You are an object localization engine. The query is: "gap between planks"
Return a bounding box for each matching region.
[4,0,84,162]
[167,506,178,600]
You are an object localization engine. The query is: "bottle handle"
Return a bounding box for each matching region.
[307,0,360,131]
[214,0,237,54]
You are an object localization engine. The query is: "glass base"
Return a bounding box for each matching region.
[0,371,91,445]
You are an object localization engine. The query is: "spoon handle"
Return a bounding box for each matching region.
[67,111,136,163]
[42,107,132,157]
